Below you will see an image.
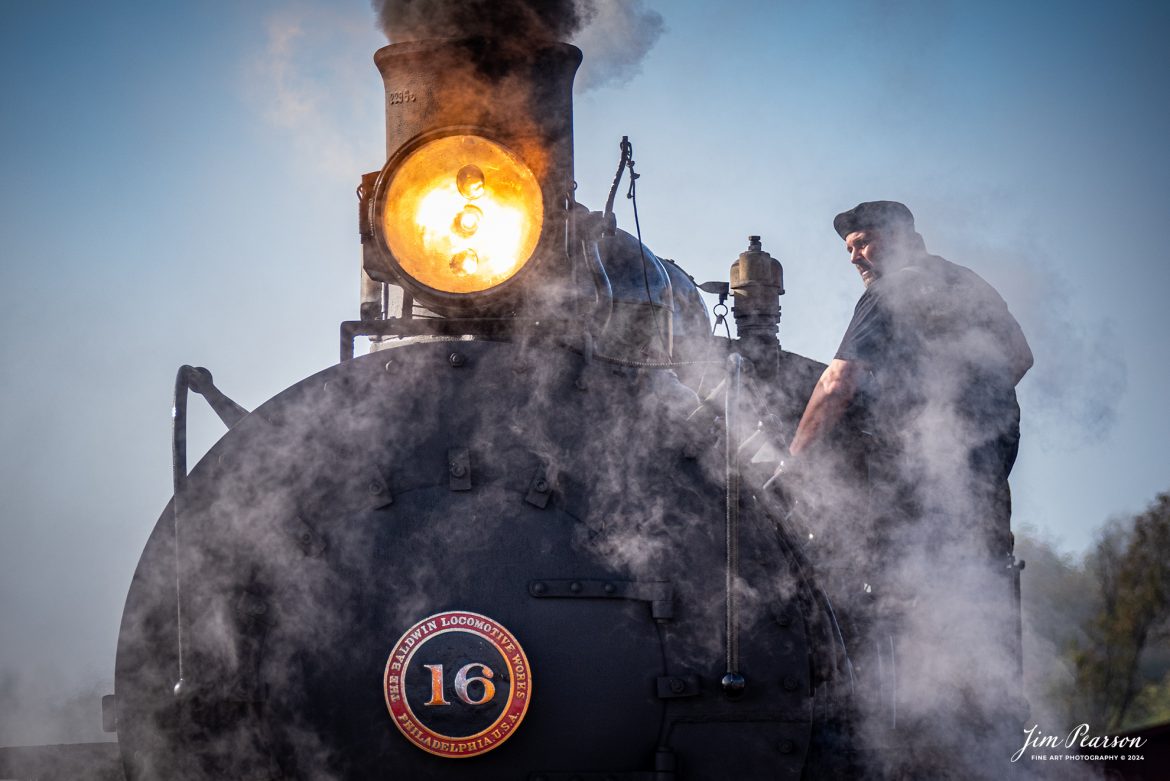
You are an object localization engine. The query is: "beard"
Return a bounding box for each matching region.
[857,264,879,288]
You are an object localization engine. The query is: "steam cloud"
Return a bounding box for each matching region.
[370,0,665,90]
[249,8,382,181]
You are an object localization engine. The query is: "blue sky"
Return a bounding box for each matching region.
[2,0,1168,735]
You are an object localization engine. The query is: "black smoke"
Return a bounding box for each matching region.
[373,0,586,44]
[371,0,665,91]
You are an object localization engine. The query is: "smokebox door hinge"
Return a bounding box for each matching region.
[527,579,673,620]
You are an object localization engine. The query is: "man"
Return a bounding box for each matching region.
[789,200,1032,558]
[785,201,1033,774]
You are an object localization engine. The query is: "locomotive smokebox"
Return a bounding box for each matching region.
[364,39,582,315]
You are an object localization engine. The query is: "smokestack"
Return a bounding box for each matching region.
[359,1,661,325]
[373,39,581,195]
[359,36,582,318]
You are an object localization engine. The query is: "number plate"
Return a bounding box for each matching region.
[384,610,532,758]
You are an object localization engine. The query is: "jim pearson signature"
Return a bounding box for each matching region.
[1012,724,1147,763]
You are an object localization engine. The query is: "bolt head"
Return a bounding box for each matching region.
[448,352,465,367]
[531,582,547,595]
[569,581,582,593]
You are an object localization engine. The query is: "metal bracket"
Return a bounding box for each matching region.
[525,466,552,508]
[234,588,273,631]
[448,448,471,491]
[656,673,701,699]
[287,515,327,557]
[180,365,249,429]
[528,579,673,620]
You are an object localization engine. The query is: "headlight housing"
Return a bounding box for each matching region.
[368,131,545,308]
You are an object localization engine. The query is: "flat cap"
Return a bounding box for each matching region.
[833,200,915,239]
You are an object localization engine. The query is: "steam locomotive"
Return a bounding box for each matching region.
[0,37,1021,781]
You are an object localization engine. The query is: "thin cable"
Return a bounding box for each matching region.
[889,633,898,729]
[725,354,744,677]
[819,588,857,695]
[171,367,190,691]
[624,140,673,357]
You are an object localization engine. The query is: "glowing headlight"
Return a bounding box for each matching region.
[380,135,544,295]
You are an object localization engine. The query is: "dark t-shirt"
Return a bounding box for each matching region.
[834,253,1028,447]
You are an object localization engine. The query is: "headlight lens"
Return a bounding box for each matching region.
[381,135,544,295]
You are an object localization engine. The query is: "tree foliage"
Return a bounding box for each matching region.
[1071,491,1170,729]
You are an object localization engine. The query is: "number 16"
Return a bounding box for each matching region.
[423,663,496,706]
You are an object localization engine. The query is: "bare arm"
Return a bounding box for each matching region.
[789,358,861,457]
